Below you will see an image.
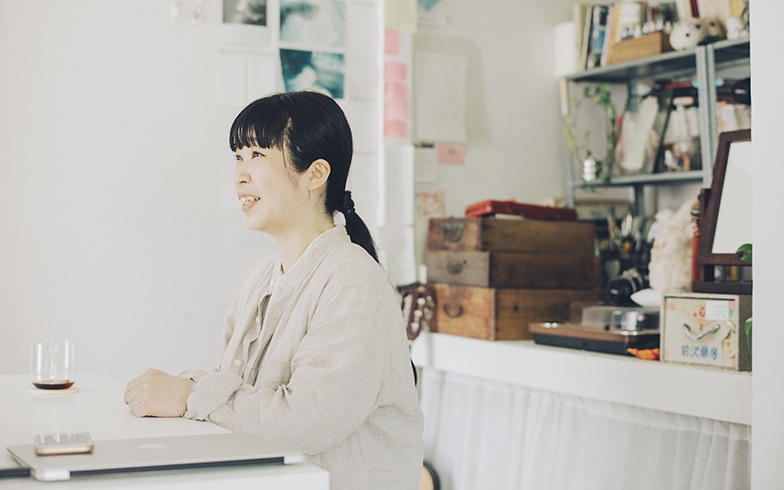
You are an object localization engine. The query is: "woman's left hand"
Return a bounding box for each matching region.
[124,369,194,418]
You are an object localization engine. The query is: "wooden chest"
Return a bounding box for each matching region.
[425,251,602,289]
[427,217,595,255]
[433,284,604,341]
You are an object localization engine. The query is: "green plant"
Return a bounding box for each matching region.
[744,316,752,358]
[736,243,752,262]
[563,84,619,188]
[735,243,752,355]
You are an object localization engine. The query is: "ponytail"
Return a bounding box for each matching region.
[336,191,379,263]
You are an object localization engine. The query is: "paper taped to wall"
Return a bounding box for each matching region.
[414,52,467,143]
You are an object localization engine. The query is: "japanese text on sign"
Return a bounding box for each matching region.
[681,345,718,360]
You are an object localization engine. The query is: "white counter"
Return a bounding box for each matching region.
[411,332,751,424]
[0,373,328,489]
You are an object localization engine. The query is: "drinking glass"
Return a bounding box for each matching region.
[31,341,76,390]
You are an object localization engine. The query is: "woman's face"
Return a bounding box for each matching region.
[233,144,305,235]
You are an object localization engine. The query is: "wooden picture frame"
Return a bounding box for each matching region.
[693,129,752,295]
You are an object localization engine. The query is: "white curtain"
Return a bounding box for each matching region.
[420,368,750,490]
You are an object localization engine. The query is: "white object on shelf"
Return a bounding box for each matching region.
[630,287,663,307]
[411,332,751,425]
[554,21,576,78]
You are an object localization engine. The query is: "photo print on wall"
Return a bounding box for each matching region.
[220,0,271,45]
[280,0,346,48]
[224,0,267,26]
[280,49,345,99]
[279,0,347,99]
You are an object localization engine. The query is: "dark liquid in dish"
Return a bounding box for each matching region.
[33,380,74,390]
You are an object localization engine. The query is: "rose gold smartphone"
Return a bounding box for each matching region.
[34,432,94,456]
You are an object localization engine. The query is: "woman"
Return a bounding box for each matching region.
[124,91,424,489]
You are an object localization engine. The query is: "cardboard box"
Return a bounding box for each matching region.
[661,292,752,371]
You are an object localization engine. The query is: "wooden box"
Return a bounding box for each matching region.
[661,292,752,371]
[425,251,602,289]
[427,217,595,255]
[433,284,604,341]
[609,32,673,65]
[464,200,577,221]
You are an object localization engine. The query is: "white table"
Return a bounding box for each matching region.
[0,373,329,489]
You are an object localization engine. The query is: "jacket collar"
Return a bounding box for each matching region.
[270,225,349,296]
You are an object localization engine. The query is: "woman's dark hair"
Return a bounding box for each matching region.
[229,91,379,263]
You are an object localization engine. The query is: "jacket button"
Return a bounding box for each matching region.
[234,359,242,367]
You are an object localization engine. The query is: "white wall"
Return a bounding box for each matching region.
[0,0,383,382]
[413,0,575,213]
[0,0,267,381]
[411,0,575,268]
[750,2,784,487]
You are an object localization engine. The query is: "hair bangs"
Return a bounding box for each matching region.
[229,96,291,152]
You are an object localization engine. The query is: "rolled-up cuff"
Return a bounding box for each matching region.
[183,371,244,420]
[178,369,209,383]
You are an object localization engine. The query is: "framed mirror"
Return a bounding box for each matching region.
[693,129,752,294]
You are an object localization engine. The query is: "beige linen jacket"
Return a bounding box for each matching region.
[181,226,424,490]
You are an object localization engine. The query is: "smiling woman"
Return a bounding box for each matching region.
[124,91,424,490]
[233,144,309,238]
[229,92,376,265]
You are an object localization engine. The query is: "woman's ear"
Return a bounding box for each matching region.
[308,159,331,194]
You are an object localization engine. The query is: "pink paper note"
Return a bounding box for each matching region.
[384,81,408,102]
[384,29,400,56]
[385,99,409,120]
[384,120,408,139]
[436,143,466,165]
[384,62,407,81]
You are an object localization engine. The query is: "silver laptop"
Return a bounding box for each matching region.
[7,433,307,481]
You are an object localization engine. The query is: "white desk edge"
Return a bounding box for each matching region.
[0,373,328,489]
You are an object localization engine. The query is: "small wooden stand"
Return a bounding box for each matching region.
[692,130,752,295]
[609,32,673,65]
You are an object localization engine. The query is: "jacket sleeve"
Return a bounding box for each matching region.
[193,285,391,455]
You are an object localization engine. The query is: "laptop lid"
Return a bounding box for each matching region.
[7,432,307,482]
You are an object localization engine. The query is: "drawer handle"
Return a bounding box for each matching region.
[446,261,463,274]
[443,303,463,318]
[442,223,464,243]
[682,323,721,342]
